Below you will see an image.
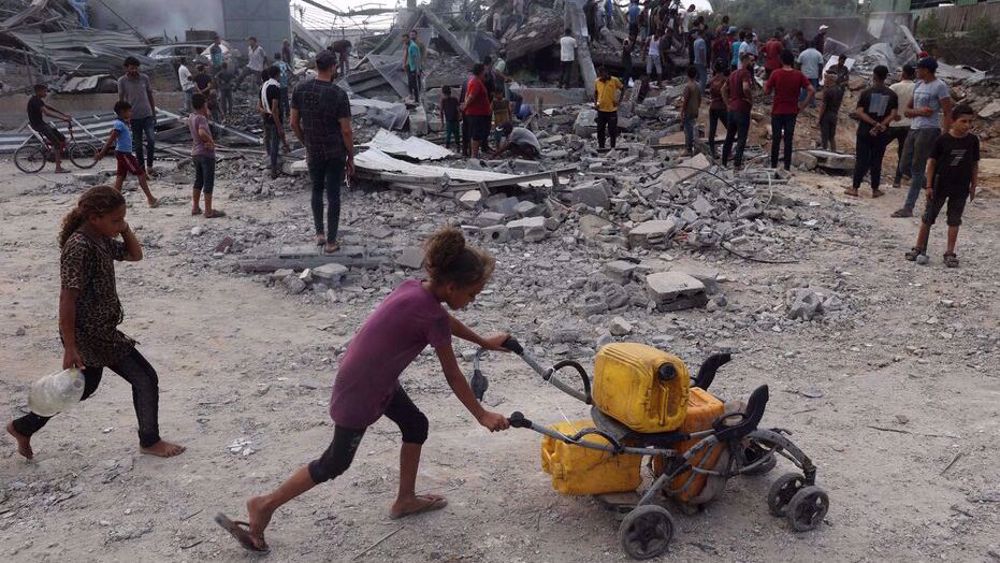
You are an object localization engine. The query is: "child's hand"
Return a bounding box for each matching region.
[481,333,512,352]
[477,410,510,432]
[63,346,85,370]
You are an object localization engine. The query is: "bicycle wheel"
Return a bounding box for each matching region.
[14,144,47,173]
[68,142,98,169]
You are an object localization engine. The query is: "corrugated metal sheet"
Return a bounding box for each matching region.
[0,110,179,154]
[9,28,154,75]
[364,129,452,161]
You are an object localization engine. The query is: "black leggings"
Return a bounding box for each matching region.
[12,347,161,448]
[708,108,728,153]
[308,387,428,484]
[308,155,346,244]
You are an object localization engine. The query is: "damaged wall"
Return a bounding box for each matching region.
[91,0,225,41]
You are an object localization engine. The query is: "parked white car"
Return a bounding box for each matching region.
[147,42,234,66]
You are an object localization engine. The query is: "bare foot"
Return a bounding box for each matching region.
[192,207,203,215]
[389,494,448,519]
[246,496,274,550]
[6,422,33,460]
[315,234,325,246]
[140,439,186,457]
[147,197,160,209]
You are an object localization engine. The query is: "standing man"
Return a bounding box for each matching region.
[274,52,291,121]
[281,39,292,64]
[893,57,953,218]
[118,56,157,173]
[830,55,850,87]
[621,39,634,85]
[722,52,754,169]
[763,31,783,80]
[888,64,916,189]
[26,84,70,173]
[216,62,235,119]
[209,36,224,74]
[692,29,707,92]
[817,71,844,151]
[259,66,289,179]
[461,63,492,158]
[403,31,423,102]
[812,25,828,54]
[291,50,354,255]
[681,65,702,156]
[847,65,898,198]
[796,43,823,107]
[594,66,624,150]
[177,58,195,113]
[236,37,266,92]
[706,61,729,158]
[764,50,814,171]
[192,64,221,128]
[627,0,641,42]
[559,29,577,89]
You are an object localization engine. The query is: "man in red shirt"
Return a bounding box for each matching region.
[763,31,784,80]
[461,63,492,158]
[764,49,815,170]
[722,52,755,169]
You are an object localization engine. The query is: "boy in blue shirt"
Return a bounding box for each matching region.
[95,101,158,207]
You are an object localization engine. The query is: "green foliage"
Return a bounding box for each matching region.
[966,16,999,51]
[917,10,943,41]
[706,0,856,34]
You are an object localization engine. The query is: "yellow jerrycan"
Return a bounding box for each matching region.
[541,419,643,495]
[592,343,690,433]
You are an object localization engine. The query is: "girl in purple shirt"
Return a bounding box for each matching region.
[216,227,510,553]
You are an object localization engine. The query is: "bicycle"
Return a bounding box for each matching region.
[14,119,101,174]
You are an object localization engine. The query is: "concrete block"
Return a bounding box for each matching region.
[313,263,349,283]
[562,179,610,209]
[514,200,542,217]
[487,195,520,216]
[396,246,425,270]
[459,190,483,209]
[628,219,677,249]
[289,160,309,175]
[279,245,320,258]
[645,272,708,312]
[481,225,510,243]
[507,217,547,242]
[579,215,613,238]
[573,109,597,137]
[605,260,638,284]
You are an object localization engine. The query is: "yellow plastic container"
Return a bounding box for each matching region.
[592,343,690,433]
[652,387,728,503]
[541,419,642,495]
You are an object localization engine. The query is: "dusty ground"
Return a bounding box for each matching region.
[1,141,998,563]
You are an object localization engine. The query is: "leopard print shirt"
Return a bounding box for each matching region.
[61,231,136,367]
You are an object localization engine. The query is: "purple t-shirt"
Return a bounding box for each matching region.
[329,280,451,428]
[189,113,214,157]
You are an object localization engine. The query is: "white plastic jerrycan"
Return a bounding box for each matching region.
[28,368,85,417]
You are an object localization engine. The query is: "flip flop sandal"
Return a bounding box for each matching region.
[205,210,227,219]
[844,189,859,197]
[389,496,448,520]
[214,513,270,553]
[872,190,885,198]
[315,236,326,246]
[904,247,924,261]
[323,243,340,255]
[943,253,959,268]
[192,207,203,216]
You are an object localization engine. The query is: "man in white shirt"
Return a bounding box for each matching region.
[558,29,577,88]
[236,36,267,92]
[889,64,917,188]
[177,58,194,112]
[797,46,824,107]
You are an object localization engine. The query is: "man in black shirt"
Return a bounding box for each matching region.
[291,50,354,255]
[847,65,897,198]
[192,64,221,126]
[906,103,979,268]
[259,65,288,179]
[26,83,70,173]
[216,62,235,117]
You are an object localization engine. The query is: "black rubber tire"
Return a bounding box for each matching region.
[786,485,829,532]
[68,143,98,169]
[619,504,675,560]
[14,144,47,173]
[767,472,806,517]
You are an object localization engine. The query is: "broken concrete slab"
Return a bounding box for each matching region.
[507,216,547,242]
[481,225,510,243]
[562,179,610,209]
[628,219,678,249]
[645,272,709,312]
[573,109,597,137]
[609,316,633,336]
[396,247,425,270]
[279,245,321,259]
[459,190,483,209]
[312,263,349,283]
[578,215,612,239]
[474,211,508,228]
[979,100,1000,119]
[659,153,711,187]
[605,260,638,284]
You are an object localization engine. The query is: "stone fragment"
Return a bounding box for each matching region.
[507,217,547,242]
[562,179,610,209]
[481,225,510,243]
[573,109,597,137]
[785,287,841,321]
[474,211,507,228]
[579,215,612,238]
[270,268,294,281]
[487,196,520,216]
[282,274,307,294]
[609,316,633,336]
[645,272,708,312]
[396,247,425,269]
[628,219,678,249]
[514,200,542,217]
[313,263,349,283]
[979,100,1000,119]
[605,260,638,284]
[459,190,482,209]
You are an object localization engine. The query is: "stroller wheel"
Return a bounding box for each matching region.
[619,505,675,560]
[786,485,829,531]
[767,472,806,517]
